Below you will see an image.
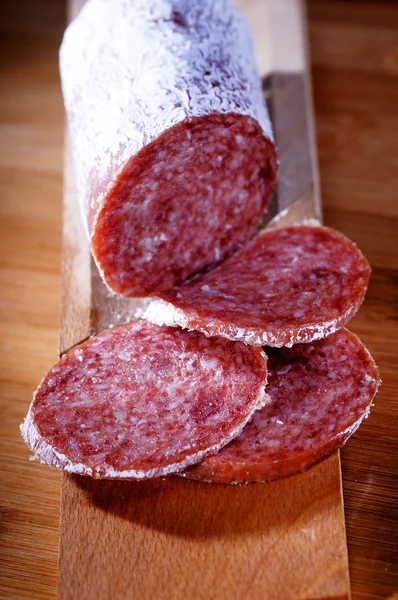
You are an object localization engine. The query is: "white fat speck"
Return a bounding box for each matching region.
[276,364,292,376]
[199,357,220,370]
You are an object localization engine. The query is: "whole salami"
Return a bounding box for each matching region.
[20,321,268,479]
[142,223,371,347]
[60,0,277,296]
[182,329,380,484]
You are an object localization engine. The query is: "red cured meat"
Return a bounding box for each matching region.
[142,224,371,347]
[20,321,268,479]
[182,329,380,484]
[60,0,277,296]
[92,115,276,296]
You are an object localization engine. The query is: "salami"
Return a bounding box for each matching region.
[142,224,371,347]
[60,0,277,296]
[20,321,268,479]
[182,329,380,484]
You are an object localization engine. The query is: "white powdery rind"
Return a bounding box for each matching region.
[20,354,269,480]
[60,0,273,227]
[266,213,322,231]
[140,297,358,348]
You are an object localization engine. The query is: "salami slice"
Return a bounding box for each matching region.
[60,0,277,297]
[20,321,268,479]
[182,329,380,484]
[142,224,371,347]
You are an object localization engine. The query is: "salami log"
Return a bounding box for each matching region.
[142,223,371,347]
[60,0,277,297]
[20,321,268,479]
[182,329,380,484]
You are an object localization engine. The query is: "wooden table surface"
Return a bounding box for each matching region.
[0,1,397,599]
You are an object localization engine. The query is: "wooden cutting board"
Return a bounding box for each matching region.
[58,1,350,598]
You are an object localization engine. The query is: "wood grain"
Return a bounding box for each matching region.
[57,1,350,599]
[1,1,397,599]
[59,456,348,600]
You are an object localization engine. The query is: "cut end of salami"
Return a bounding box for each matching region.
[182,329,380,484]
[21,321,268,479]
[92,113,277,296]
[142,224,371,347]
